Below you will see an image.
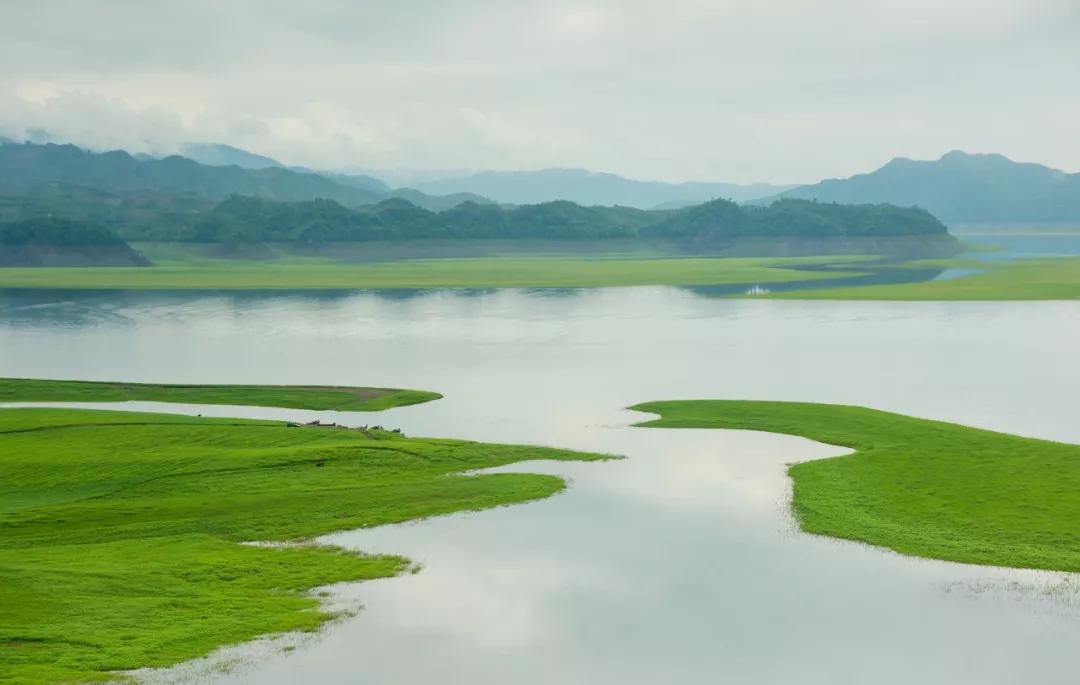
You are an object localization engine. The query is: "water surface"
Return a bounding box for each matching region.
[2,287,1079,684]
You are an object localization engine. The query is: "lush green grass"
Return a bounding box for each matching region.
[632,400,1080,570]
[0,406,610,684]
[769,256,1080,300]
[0,378,441,412]
[0,255,867,290]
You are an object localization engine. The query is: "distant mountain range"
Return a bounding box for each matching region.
[762,151,1080,223]
[0,143,492,213]
[411,169,795,209]
[4,138,1077,225]
[178,143,285,171]
[0,143,386,206]
[173,144,395,196]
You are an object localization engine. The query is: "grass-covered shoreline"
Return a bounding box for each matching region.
[769,256,1080,300]
[632,399,1080,570]
[0,396,608,684]
[0,378,442,412]
[0,245,1076,301]
[0,254,869,290]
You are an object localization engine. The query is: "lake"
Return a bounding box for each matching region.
[2,286,1080,684]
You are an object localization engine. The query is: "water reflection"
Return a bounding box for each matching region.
[3,287,1080,684]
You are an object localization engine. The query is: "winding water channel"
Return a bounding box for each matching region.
[2,279,1080,684]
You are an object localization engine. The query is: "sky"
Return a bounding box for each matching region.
[1,0,1078,184]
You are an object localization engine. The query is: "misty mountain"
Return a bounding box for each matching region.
[387,188,497,211]
[178,142,284,170]
[316,170,393,194]
[651,199,704,210]
[0,143,385,207]
[411,169,796,209]
[763,151,1080,223]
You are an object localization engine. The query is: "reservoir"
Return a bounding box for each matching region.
[2,286,1079,684]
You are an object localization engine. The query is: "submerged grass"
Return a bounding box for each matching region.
[632,400,1080,571]
[0,378,441,412]
[0,255,866,290]
[0,405,609,684]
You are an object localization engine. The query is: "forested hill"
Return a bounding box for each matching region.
[7,193,949,245]
[763,151,1080,223]
[0,217,150,267]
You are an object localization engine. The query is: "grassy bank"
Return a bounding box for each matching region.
[0,255,866,290]
[0,405,609,684]
[769,256,1080,300]
[632,400,1080,570]
[0,378,441,412]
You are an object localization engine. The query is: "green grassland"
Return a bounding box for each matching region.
[770,256,1080,300]
[632,400,1080,570]
[0,254,867,290]
[0,378,441,412]
[0,405,609,684]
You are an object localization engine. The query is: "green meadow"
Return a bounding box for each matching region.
[0,403,609,684]
[0,378,441,412]
[0,254,865,290]
[771,256,1080,300]
[632,400,1080,570]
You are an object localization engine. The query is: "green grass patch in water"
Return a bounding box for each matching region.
[0,405,609,684]
[632,400,1080,570]
[0,378,441,412]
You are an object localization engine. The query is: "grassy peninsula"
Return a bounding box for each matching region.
[632,400,1080,571]
[769,256,1080,300]
[0,378,441,411]
[0,402,609,684]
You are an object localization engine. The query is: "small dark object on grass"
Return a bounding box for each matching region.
[286,422,299,428]
[315,461,325,468]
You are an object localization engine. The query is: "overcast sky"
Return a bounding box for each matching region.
[1,0,1077,183]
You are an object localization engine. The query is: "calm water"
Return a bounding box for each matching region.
[3,287,1080,684]
[954,231,1080,262]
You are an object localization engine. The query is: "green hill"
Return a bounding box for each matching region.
[0,217,150,267]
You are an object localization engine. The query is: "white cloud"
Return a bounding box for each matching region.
[1,0,1077,182]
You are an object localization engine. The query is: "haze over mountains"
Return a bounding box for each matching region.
[764,151,1080,224]
[410,169,795,209]
[164,143,1080,223]
[2,137,1077,225]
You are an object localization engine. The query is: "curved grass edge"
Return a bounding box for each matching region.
[0,402,609,684]
[0,377,443,412]
[629,399,1080,572]
[759,255,1080,300]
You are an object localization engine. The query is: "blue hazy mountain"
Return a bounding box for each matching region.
[412,168,796,209]
[762,151,1080,223]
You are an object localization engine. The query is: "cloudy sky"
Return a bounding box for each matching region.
[1,0,1077,183]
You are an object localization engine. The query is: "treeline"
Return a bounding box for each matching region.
[0,217,129,246]
[31,194,944,244]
